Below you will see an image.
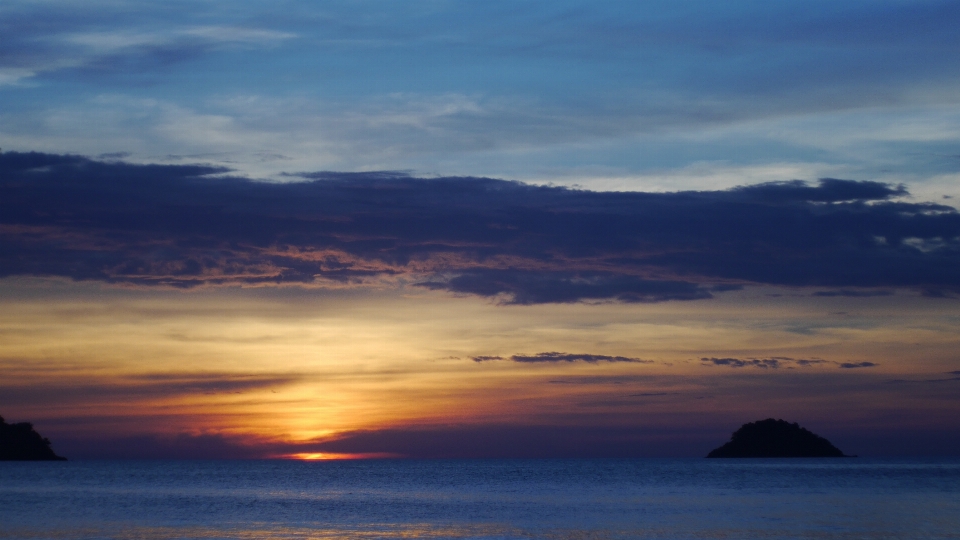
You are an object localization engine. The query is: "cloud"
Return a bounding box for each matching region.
[837,362,878,369]
[420,270,714,304]
[0,372,299,404]
[473,352,650,363]
[730,179,906,203]
[51,419,960,459]
[2,151,959,303]
[55,431,265,460]
[306,424,717,459]
[547,375,663,385]
[812,290,895,298]
[886,371,960,384]
[0,5,295,86]
[793,359,830,366]
[48,423,715,459]
[700,357,859,369]
[5,0,960,179]
[702,357,788,369]
[513,352,649,364]
[471,355,504,362]
[125,372,299,394]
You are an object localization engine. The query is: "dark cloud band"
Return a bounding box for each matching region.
[701,357,876,369]
[3,151,959,303]
[472,352,650,363]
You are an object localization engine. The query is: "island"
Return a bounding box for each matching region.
[707,418,851,458]
[0,415,67,460]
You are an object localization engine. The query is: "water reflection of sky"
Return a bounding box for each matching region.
[2,460,959,539]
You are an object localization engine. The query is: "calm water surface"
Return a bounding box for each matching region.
[1,459,958,539]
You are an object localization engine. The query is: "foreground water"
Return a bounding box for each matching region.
[1,459,958,539]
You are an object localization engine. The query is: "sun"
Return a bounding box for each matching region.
[282,452,398,461]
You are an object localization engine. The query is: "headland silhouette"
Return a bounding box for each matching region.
[0,415,67,460]
[707,418,851,458]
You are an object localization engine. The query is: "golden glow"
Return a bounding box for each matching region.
[2,277,959,456]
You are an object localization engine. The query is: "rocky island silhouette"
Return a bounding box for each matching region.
[707,418,851,458]
[0,415,67,460]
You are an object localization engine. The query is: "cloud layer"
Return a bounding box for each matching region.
[4,0,960,189]
[0,372,299,405]
[2,151,959,303]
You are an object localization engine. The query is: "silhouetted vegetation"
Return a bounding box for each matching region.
[0,415,66,460]
[707,418,850,458]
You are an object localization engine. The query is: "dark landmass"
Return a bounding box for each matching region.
[707,418,851,458]
[0,415,67,460]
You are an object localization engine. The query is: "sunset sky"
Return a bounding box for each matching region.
[2,0,959,458]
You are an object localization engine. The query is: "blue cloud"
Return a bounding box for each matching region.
[420,271,713,304]
[2,151,959,303]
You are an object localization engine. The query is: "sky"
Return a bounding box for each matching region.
[1,0,959,459]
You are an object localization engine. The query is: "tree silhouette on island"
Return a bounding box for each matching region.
[0,415,67,461]
[707,418,852,458]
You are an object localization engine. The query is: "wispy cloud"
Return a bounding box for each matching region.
[812,290,895,298]
[0,16,294,85]
[0,372,299,401]
[5,1,960,153]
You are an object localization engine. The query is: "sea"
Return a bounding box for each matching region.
[1,459,959,540]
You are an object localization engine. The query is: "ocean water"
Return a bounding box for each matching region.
[1,459,958,539]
